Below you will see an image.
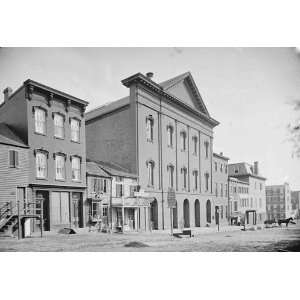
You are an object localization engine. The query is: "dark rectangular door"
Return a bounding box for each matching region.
[72,192,82,228]
[36,190,50,231]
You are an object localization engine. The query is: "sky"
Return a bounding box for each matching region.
[0,47,299,190]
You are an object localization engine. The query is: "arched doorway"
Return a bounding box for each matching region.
[173,201,178,229]
[206,200,211,223]
[150,198,158,230]
[183,199,190,228]
[195,199,200,227]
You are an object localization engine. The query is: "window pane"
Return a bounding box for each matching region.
[36,152,47,178]
[35,108,46,134]
[55,155,65,180]
[71,119,80,142]
[54,114,64,138]
[72,157,80,180]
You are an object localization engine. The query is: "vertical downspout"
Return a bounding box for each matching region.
[159,95,164,229]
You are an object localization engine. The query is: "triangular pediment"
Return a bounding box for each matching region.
[160,72,210,116]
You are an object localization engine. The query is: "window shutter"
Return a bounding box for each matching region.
[15,151,19,167]
[9,150,14,167]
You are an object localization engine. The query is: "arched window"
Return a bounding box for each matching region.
[167,164,174,188]
[206,200,211,223]
[192,170,198,191]
[146,115,154,142]
[192,136,198,155]
[167,125,174,147]
[180,130,187,151]
[204,141,209,158]
[146,160,154,187]
[181,167,187,190]
[204,172,209,191]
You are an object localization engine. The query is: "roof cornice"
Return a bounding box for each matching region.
[122,73,219,128]
[23,79,89,107]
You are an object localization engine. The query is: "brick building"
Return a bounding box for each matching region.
[228,177,249,225]
[291,191,300,218]
[0,80,88,231]
[86,72,220,230]
[266,183,292,220]
[228,161,266,224]
[213,152,229,225]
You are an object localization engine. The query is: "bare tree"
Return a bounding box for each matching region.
[287,99,300,158]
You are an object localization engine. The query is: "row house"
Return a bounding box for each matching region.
[0,123,30,206]
[228,161,267,225]
[87,159,150,231]
[86,72,220,230]
[0,80,88,232]
[228,177,250,225]
[213,152,229,225]
[266,183,292,220]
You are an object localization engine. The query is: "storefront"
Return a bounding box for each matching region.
[31,186,85,231]
[112,197,151,232]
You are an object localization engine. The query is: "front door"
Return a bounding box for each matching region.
[36,190,50,231]
[72,192,82,228]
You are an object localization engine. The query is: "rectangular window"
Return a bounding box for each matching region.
[55,155,65,180]
[147,162,154,186]
[71,118,80,142]
[167,126,173,147]
[220,183,223,197]
[146,117,154,142]
[71,156,81,181]
[234,201,238,212]
[54,113,64,139]
[192,136,197,155]
[205,173,209,191]
[36,152,47,178]
[204,141,209,158]
[35,108,46,135]
[215,162,217,172]
[180,132,186,151]
[182,168,187,189]
[168,165,174,188]
[193,170,198,190]
[215,183,218,196]
[9,150,19,168]
[116,183,123,197]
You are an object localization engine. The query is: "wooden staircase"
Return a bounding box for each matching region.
[0,200,44,239]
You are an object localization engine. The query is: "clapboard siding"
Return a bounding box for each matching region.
[0,144,29,204]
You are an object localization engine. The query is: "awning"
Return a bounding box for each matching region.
[112,197,153,208]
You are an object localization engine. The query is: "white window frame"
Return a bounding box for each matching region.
[71,156,81,181]
[55,154,66,180]
[36,151,47,179]
[70,118,80,142]
[54,113,65,139]
[34,107,46,135]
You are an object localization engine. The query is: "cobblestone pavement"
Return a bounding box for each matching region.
[1,223,300,252]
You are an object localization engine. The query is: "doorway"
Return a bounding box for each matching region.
[195,199,200,227]
[150,199,158,230]
[206,200,211,223]
[183,199,190,228]
[36,190,50,231]
[173,201,178,229]
[72,192,83,228]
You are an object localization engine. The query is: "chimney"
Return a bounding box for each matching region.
[220,152,223,156]
[146,72,154,80]
[254,161,259,175]
[3,87,13,103]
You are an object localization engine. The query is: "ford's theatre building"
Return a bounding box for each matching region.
[86,72,220,230]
